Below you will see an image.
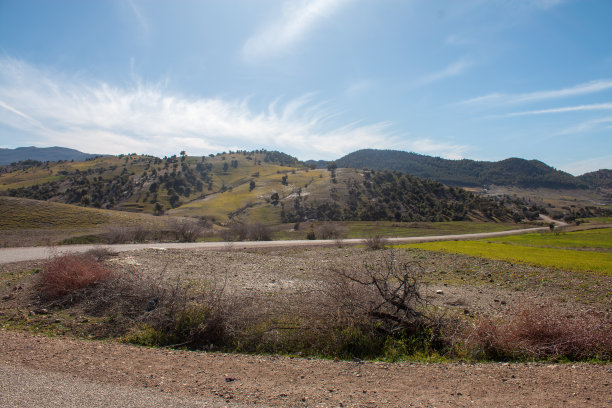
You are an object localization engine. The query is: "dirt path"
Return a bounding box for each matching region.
[0,226,547,265]
[0,330,609,407]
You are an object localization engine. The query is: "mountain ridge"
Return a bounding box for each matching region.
[0,146,100,165]
[318,149,591,190]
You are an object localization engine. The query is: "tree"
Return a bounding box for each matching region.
[153,202,165,216]
[223,162,229,172]
[249,180,256,191]
[270,192,279,205]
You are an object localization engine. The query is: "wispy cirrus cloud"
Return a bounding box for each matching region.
[405,138,470,160]
[460,79,612,105]
[555,116,612,135]
[242,0,352,62]
[505,103,612,117]
[415,58,474,87]
[0,57,405,159]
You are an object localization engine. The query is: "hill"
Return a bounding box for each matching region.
[0,146,99,165]
[327,149,587,189]
[578,169,612,190]
[1,150,515,224]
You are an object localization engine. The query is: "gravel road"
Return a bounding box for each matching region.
[0,363,255,408]
[0,226,546,264]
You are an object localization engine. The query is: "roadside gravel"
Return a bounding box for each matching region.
[1,330,610,407]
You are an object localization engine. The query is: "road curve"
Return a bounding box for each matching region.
[0,226,547,265]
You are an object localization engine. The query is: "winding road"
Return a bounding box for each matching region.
[0,225,549,265]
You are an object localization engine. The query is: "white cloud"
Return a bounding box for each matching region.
[127,0,149,37]
[242,0,352,61]
[0,57,403,159]
[506,103,612,117]
[405,138,470,160]
[460,79,612,105]
[556,116,612,135]
[415,58,473,86]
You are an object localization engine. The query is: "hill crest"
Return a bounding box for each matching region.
[330,149,587,189]
[0,146,99,165]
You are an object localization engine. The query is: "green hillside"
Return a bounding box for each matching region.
[579,169,612,190]
[1,150,518,224]
[330,149,588,189]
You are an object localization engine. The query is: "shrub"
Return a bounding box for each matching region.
[168,218,209,242]
[36,253,114,302]
[131,304,230,349]
[325,250,449,358]
[104,225,135,244]
[315,223,345,240]
[223,223,272,241]
[466,303,612,360]
[364,234,388,250]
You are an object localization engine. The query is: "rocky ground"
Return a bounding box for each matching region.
[1,246,610,407]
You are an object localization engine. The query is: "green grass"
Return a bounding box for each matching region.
[0,196,164,230]
[172,167,329,222]
[485,228,612,249]
[402,229,612,275]
[580,217,612,224]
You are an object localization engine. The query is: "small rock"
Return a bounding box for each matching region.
[225,377,236,382]
[436,289,444,295]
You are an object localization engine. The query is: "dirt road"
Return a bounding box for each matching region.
[0,226,546,264]
[0,330,609,408]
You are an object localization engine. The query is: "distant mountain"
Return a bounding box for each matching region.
[578,169,612,190]
[0,146,99,165]
[332,149,587,189]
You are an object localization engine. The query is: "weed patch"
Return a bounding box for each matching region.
[36,253,114,301]
[466,303,611,361]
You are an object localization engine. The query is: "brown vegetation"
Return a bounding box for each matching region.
[36,252,114,302]
[467,303,611,360]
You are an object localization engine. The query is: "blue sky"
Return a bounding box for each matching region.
[0,0,611,175]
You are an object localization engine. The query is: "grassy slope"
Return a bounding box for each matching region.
[170,155,331,222]
[402,228,612,275]
[0,196,163,230]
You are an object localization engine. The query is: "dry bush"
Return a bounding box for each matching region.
[364,234,389,250]
[315,223,345,240]
[36,253,114,302]
[466,303,612,360]
[168,218,208,242]
[37,258,234,348]
[121,272,232,349]
[83,247,118,261]
[246,223,272,241]
[103,225,136,244]
[223,223,272,241]
[323,250,449,356]
[132,225,150,243]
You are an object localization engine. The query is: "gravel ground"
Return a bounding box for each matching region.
[1,330,610,407]
[1,245,610,407]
